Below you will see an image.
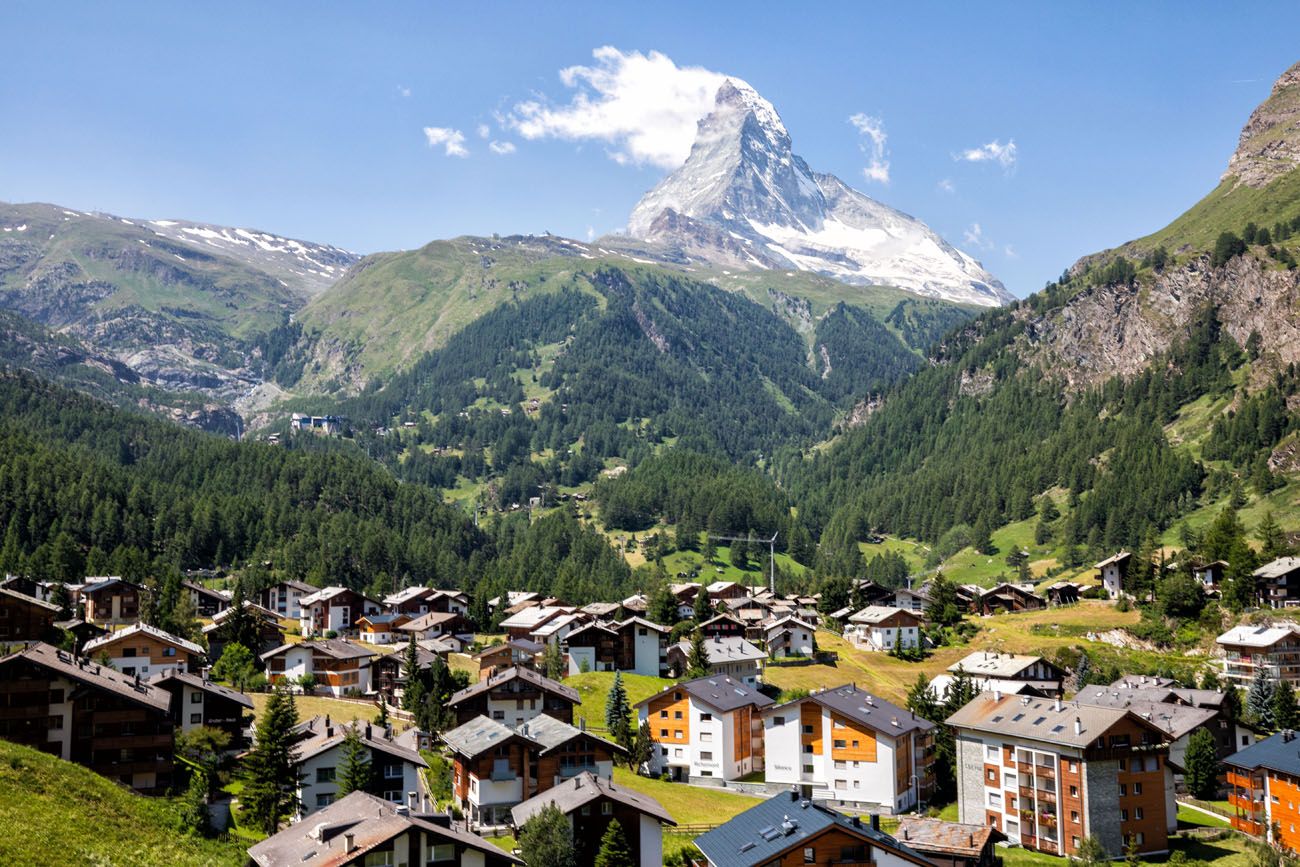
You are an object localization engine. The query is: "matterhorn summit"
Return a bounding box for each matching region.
[626,80,1011,306]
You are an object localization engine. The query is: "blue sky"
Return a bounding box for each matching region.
[2,2,1297,296]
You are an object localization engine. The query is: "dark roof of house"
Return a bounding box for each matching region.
[510,771,674,827]
[149,669,255,708]
[247,790,520,866]
[0,586,60,612]
[947,692,1170,748]
[0,641,169,712]
[894,817,999,857]
[290,716,426,767]
[636,674,774,714]
[768,683,933,736]
[517,714,625,755]
[80,576,140,595]
[441,715,535,759]
[695,790,930,867]
[260,638,376,662]
[84,622,205,657]
[1224,730,1300,775]
[447,665,580,706]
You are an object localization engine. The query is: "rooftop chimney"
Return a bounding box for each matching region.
[344,832,356,853]
[1054,698,1062,712]
[870,814,880,831]
[1074,717,1082,736]
[993,689,1002,702]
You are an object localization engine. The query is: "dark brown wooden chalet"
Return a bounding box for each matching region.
[698,612,746,640]
[447,666,580,727]
[562,621,620,674]
[0,586,61,643]
[182,580,229,618]
[79,577,143,626]
[973,582,1047,615]
[0,642,175,793]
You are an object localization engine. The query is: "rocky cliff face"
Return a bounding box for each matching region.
[1015,254,1300,390]
[624,80,1011,307]
[1223,60,1300,188]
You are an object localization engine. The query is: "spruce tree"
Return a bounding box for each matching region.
[692,586,713,623]
[519,803,576,867]
[605,671,632,744]
[238,689,301,834]
[337,725,373,796]
[178,767,212,837]
[1275,681,1298,732]
[593,819,634,867]
[543,641,565,680]
[1247,669,1276,729]
[1182,727,1219,799]
[685,629,711,679]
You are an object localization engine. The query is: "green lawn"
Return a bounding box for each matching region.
[611,767,764,826]
[567,671,674,733]
[1179,804,1232,829]
[249,692,386,727]
[0,739,246,866]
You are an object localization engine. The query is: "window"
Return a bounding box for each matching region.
[191,692,203,704]
[602,801,612,815]
[316,793,334,807]
[774,716,786,726]
[1133,783,1142,795]
[162,647,176,657]
[674,710,683,719]
[492,710,505,720]
[835,779,847,790]
[48,715,63,730]
[1119,783,1127,796]
[835,739,847,750]
[700,752,713,761]
[362,850,393,866]
[384,764,403,779]
[660,710,668,718]
[803,764,814,774]
[986,768,997,781]
[123,648,137,658]
[1121,809,1129,821]
[674,692,682,701]
[700,732,712,743]
[803,745,813,754]
[431,844,455,862]
[122,666,136,677]
[803,725,815,735]
[834,760,847,770]
[317,768,336,783]
[804,848,815,864]
[674,730,683,740]
[700,713,712,721]
[1069,761,1079,772]
[190,713,202,724]
[1118,758,1127,771]
[1072,837,1081,849]
[1135,807,1144,820]
[1069,785,1079,798]
[674,749,683,758]
[989,793,1002,808]
[580,805,590,816]
[986,744,999,760]
[852,740,859,749]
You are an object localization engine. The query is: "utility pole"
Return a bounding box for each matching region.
[707,531,779,593]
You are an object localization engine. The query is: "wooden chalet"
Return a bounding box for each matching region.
[447,666,580,727]
[0,586,61,643]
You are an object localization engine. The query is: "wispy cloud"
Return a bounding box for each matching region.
[963,222,993,250]
[397,85,411,98]
[1004,244,1018,259]
[423,126,469,158]
[956,138,1017,169]
[937,177,955,194]
[489,140,517,155]
[477,124,491,139]
[848,113,889,184]
[505,46,730,169]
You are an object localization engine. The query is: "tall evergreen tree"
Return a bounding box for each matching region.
[1247,669,1276,729]
[648,585,679,626]
[337,726,372,796]
[1182,727,1219,799]
[543,641,565,680]
[593,819,634,867]
[238,689,301,834]
[519,803,576,867]
[692,586,713,623]
[685,629,711,679]
[605,672,632,745]
[1275,681,1298,732]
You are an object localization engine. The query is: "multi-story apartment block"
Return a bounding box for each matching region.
[1217,623,1300,687]
[563,621,620,674]
[763,684,935,814]
[259,579,315,620]
[289,716,427,816]
[0,642,175,793]
[80,576,143,626]
[447,666,581,727]
[1256,557,1300,608]
[262,638,376,696]
[947,692,1175,859]
[1225,729,1300,849]
[666,635,765,686]
[83,622,204,677]
[299,586,382,637]
[1095,552,1132,600]
[442,714,623,830]
[636,674,772,783]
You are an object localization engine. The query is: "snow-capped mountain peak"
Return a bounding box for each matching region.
[626,81,1011,306]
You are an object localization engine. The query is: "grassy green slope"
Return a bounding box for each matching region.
[0,739,244,866]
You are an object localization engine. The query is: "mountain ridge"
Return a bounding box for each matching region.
[622,79,1011,307]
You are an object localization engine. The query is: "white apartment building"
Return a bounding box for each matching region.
[289,716,427,817]
[845,606,922,652]
[636,674,773,782]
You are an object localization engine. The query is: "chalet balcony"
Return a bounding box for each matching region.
[558,764,598,778]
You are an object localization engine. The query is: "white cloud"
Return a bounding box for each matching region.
[423,126,469,157]
[397,85,411,98]
[963,222,993,250]
[586,226,596,241]
[937,177,955,193]
[848,113,889,184]
[956,139,1017,169]
[1004,244,1018,259]
[506,46,730,169]
[477,124,491,139]
[489,140,517,155]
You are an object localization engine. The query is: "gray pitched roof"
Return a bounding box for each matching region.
[149,669,254,709]
[447,665,580,706]
[0,586,60,612]
[83,621,205,657]
[510,771,674,827]
[670,635,765,664]
[516,714,625,755]
[0,642,169,712]
[247,790,521,866]
[1225,730,1300,776]
[290,716,426,767]
[440,715,532,758]
[1073,690,1216,739]
[1256,557,1300,579]
[768,683,933,736]
[636,674,775,714]
[948,651,1057,680]
[946,692,1170,748]
[695,790,930,867]
[260,637,376,662]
